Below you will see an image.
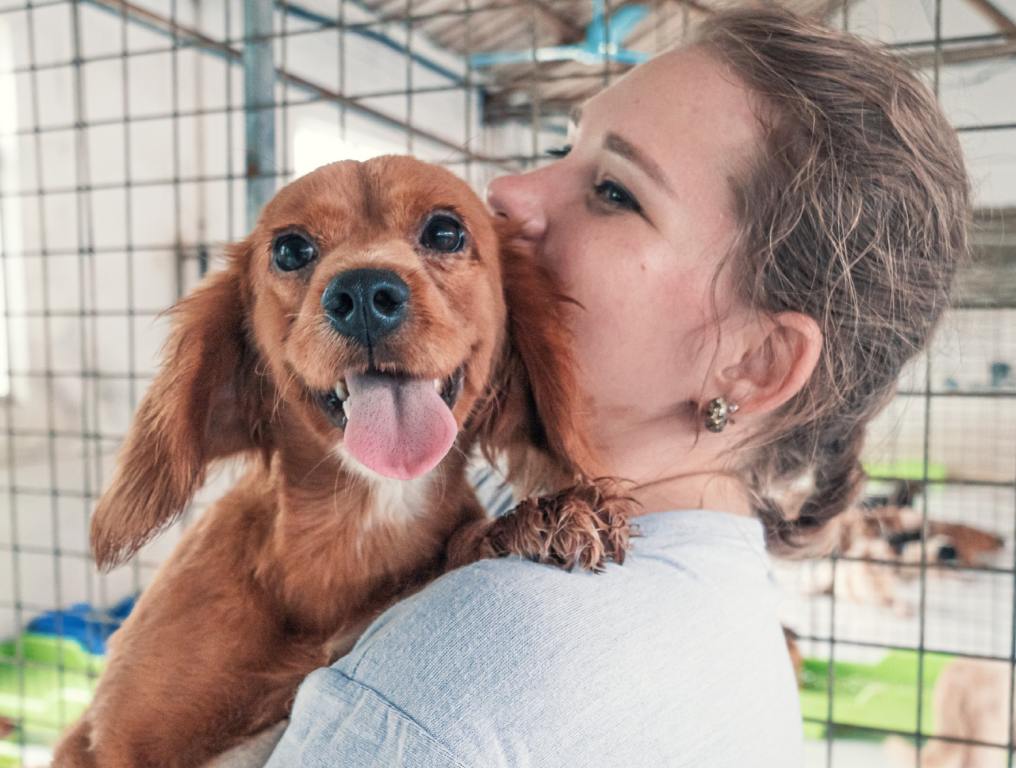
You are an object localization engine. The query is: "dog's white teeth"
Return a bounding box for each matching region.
[342,398,352,420]
[432,379,442,392]
[334,380,348,400]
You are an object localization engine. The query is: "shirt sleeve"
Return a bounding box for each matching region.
[264,667,469,768]
[466,455,516,517]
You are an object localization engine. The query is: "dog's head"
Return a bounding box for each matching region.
[91,156,597,569]
[841,485,1004,568]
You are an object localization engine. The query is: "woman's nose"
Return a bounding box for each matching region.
[485,173,547,241]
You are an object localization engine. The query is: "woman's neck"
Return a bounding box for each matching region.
[628,472,753,517]
[595,415,754,517]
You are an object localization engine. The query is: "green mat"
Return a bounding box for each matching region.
[0,634,104,767]
[862,459,948,483]
[800,650,954,741]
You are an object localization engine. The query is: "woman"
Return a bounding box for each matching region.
[264,8,969,766]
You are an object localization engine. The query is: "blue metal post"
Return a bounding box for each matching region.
[244,0,276,230]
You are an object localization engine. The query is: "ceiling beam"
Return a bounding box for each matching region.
[963,0,1016,36]
[672,0,712,12]
[904,35,1016,67]
[85,0,511,168]
[528,0,586,43]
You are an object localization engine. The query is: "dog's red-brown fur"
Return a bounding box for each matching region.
[53,156,631,767]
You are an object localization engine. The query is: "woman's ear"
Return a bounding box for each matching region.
[90,255,269,570]
[473,235,603,496]
[721,311,822,416]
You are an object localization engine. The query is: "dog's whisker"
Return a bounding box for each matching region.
[301,450,338,486]
[332,457,342,535]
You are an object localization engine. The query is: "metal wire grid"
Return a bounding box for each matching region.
[0,0,1013,766]
[795,7,1016,763]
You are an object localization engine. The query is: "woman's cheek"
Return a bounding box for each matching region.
[541,234,599,303]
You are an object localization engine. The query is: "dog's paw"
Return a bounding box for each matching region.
[449,479,636,573]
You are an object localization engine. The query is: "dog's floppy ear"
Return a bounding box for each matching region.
[457,234,635,571]
[474,234,602,496]
[91,254,268,570]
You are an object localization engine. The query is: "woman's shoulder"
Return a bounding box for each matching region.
[342,557,613,690]
[300,513,799,766]
[348,509,778,681]
[268,514,801,766]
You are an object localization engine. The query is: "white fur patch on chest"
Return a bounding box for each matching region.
[335,443,433,533]
[364,473,433,532]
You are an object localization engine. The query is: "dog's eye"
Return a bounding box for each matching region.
[420,214,466,254]
[272,232,318,272]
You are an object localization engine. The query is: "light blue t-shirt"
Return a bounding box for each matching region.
[262,508,803,767]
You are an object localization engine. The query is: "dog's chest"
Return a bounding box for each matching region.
[360,473,433,535]
[275,472,446,630]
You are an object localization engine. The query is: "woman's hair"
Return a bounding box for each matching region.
[695,9,971,546]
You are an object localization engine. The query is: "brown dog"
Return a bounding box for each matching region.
[885,657,1013,768]
[793,482,1004,615]
[53,156,631,767]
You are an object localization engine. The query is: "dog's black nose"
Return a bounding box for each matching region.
[322,268,410,346]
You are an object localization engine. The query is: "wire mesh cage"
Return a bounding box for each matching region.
[0,0,1013,765]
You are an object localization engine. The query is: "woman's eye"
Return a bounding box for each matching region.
[272,232,318,272]
[420,214,466,253]
[545,144,572,158]
[594,180,642,213]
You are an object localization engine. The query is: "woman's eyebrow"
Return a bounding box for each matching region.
[604,132,677,199]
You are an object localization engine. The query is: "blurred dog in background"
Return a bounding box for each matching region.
[886,656,1013,768]
[794,481,1003,615]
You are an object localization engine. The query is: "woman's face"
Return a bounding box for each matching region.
[487,46,763,478]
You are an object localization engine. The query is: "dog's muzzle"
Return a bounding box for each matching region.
[322,268,410,346]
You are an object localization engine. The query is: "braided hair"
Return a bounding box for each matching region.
[696,9,970,546]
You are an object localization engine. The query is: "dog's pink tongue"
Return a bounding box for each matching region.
[344,372,457,480]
